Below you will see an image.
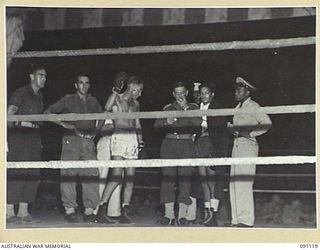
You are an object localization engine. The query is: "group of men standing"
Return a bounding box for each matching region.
[6,65,272,228]
[7,66,144,225]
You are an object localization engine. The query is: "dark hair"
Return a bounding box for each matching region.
[29,64,46,75]
[200,83,216,93]
[172,81,188,90]
[128,75,144,85]
[76,74,90,82]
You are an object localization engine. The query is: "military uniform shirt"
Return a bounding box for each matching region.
[154,102,201,135]
[48,93,103,133]
[9,84,44,116]
[233,97,272,140]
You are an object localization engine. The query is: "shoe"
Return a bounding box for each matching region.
[96,205,115,224]
[201,208,213,225]
[83,214,97,224]
[119,205,134,224]
[156,217,176,226]
[186,220,196,225]
[203,213,218,227]
[119,215,134,224]
[6,215,19,223]
[65,212,81,223]
[177,218,187,226]
[19,214,41,223]
[235,223,253,228]
[223,222,237,227]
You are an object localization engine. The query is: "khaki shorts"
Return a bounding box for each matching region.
[111,131,139,159]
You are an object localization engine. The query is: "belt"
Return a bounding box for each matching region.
[15,121,39,129]
[166,133,193,140]
[66,130,93,140]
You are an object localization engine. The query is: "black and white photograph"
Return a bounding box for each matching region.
[4,5,317,235]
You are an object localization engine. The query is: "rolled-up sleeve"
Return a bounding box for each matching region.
[9,88,24,108]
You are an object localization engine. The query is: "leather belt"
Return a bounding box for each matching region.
[66,130,93,140]
[166,133,193,140]
[15,121,39,129]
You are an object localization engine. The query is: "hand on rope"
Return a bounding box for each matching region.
[61,122,76,130]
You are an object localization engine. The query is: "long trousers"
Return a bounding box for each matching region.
[230,138,258,226]
[7,132,41,204]
[160,138,196,205]
[60,135,100,210]
[97,136,121,216]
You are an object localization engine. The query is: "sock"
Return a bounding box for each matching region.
[17,202,29,217]
[6,204,15,218]
[178,203,188,219]
[210,198,220,212]
[164,202,175,219]
[122,203,129,208]
[84,207,94,216]
[93,205,99,215]
[204,201,211,209]
[65,207,75,215]
[186,196,197,221]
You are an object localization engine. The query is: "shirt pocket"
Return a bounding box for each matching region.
[62,136,75,152]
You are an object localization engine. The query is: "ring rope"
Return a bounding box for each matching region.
[6,156,316,169]
[6,34,316,198]
[136,170,315,177]
[7,104,315,122]
[9,36,315,58]
[38,179,316,194]
[133,186,316,194]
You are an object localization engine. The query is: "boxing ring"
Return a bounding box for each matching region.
[6,36,316,201]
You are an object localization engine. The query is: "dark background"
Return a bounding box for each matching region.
[7,15,316,192]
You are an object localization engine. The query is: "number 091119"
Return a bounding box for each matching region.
[300,244,318,248]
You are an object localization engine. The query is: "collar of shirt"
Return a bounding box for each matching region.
[200,102,210,130]
[74,92,94,103]
[200,102,210,110]
[27,84,41,97]
[237,97,251,108]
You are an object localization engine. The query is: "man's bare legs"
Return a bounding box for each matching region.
[100,166,123,205]
[97,155,136,224]
[122,166,135,206]
[96,156,123,223]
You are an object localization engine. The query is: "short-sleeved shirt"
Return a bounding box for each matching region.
[9,84,44,116]
[47,93,103,133]
[233,97,272,141]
